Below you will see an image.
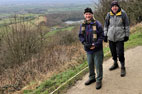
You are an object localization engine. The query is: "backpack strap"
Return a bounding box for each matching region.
[121,11,126,29]
[121,11,127,37]
[106,13,110,28]
[104,12,110,36]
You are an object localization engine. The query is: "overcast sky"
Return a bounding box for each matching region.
[1,0,97,5]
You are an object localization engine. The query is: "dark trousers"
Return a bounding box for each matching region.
[109,41,125,67]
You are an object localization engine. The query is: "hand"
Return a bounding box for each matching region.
[124,36,129,42]
[90,46,95,50]
[83,42,92,49]
[104,36,108,42]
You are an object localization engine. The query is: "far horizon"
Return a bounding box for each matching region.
[0,0,97,18]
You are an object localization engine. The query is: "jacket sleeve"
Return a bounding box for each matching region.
[94,21,104,48]
[104,12,110,36]
[79,24,85,44]
[123,11,130,37]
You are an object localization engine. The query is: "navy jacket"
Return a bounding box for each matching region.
[79,20,104,54]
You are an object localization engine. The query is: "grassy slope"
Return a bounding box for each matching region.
[0,14,40,26]
[46,26,74,37]
[23,23,142,94]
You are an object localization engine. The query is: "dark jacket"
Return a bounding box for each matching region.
[79,20,104,54]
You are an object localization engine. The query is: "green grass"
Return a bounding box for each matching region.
[62,26,74,31]
[23,25,142,94]
[125,31,142,49]
[45,26,74,37]
[23,62,88,94]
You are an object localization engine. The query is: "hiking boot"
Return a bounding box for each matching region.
[121,67,126,77]
[109,63,119,71]
[85,79,96,85]
[96,81,102,90]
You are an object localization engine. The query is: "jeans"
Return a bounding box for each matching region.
[87,50,103,82]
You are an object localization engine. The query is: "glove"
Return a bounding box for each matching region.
[83,42,92,49]
[104,36,108,42]
[124,36,129,42]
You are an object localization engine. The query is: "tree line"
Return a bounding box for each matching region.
[94,0,142,25]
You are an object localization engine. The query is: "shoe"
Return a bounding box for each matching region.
[85,79,96,85]
[109,64,119,71]
[96,81,102,90]
[121,67,126,77]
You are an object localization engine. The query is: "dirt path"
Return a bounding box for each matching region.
[66,46,142,94]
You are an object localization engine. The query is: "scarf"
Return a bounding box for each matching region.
[81,17,97,42]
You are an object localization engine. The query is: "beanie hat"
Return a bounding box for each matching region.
[111,1,120,8]
[84,7,93,14]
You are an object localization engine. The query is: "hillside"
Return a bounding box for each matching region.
[17,23,142,94]
[0,0,142,94]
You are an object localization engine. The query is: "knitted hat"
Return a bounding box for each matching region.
[84,7,93,14]
[111,1,120,8]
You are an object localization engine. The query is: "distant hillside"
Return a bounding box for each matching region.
[0,0,95,17]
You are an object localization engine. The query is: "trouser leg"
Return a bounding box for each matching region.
[87,53,95,80]
[94,50,104,82]
[109,41,117,63]
[116,41,125,68]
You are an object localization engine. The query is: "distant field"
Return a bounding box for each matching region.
[46,26,74,37]
[0,14,42,27]
[0,3,93,16]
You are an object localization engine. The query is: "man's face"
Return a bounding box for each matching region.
[111,5,119,13]
[84,12,93,21]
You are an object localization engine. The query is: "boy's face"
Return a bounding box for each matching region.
[111,5,119,13]
[84,12,93,21]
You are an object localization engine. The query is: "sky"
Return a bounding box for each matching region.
[0,0,97,5]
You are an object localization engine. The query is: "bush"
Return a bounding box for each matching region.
[0,18,84,94]
[0,17,45,68]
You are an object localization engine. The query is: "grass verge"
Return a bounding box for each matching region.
[23,62,88,94]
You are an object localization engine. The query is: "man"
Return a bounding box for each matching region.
[104,1,129,77]
[79,7,104,89]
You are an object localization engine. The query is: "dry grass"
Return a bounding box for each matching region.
[0,20,85,94]
[130,23,142,33]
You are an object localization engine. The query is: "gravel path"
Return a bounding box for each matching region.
[66,46,142,94]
